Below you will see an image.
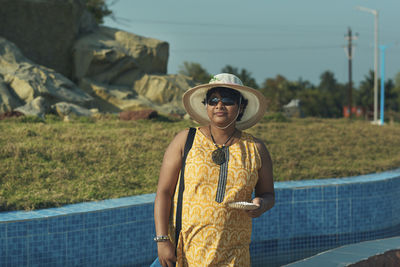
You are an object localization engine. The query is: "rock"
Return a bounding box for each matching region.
[0,37,93,107]
[133,74,195,105]
[15,96,49,119]
[52,102,94,117]
[0,76,22,113]
[119,110,158,121]
[79,78,152,112]
[0,0,97,78]
[73,26,169,85]
[0,111,24,120]
[132,73,197,115]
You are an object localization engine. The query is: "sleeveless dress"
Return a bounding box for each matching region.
[169,128,261,267]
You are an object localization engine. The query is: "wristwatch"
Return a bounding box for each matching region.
[153,235,170,242]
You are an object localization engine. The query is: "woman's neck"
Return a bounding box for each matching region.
[208,124,237,145]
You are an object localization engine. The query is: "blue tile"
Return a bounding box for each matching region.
[48,216,67,233]
[277,203,293,238]
[275,188,293,203]
[337,199,351,233]
[292,202,308,235]
[67,229,100,266]
[337,184,352,199]
[307,187,323,201]
[323,185,337,200]
[28,234,49,265]
[0,223,6,239]
[293,188,307,202]
[0,238,6,264]
[7,237,28,265]
[324,200,337,234]
[27,219,48,236]
[7,221,28,238]
[307,201,324,233]
[48,233,67,265]
[84,211,100,229]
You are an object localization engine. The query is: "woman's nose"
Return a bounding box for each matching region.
[215,100,225,108]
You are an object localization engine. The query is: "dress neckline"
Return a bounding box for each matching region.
[197,127,243,148]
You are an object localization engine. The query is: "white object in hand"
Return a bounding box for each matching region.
[227,201,259,210]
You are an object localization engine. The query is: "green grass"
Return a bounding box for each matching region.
[1,114,400,211]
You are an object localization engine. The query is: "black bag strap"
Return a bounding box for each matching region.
[175,127,196,249]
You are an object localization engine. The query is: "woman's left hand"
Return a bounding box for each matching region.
[246,197,266,218]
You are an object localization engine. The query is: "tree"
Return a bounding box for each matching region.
[319,71,337,93]
[384,79,397,111]
[260,75,298,112]
[317,71,345,117]
[178,62,211,84]
[221,65,259,89]
[355,70,374,111]
[389,72,400,112]
[85,0,114,24]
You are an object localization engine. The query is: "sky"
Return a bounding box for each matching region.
[104,0,400,87]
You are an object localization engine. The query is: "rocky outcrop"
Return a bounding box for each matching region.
[73,26,169,84]
[132,73,196,115]
[52,102,97,118]
[0,76,22,113]
[78,73,196,115]
[0,1,197,119]
[0,38,93,108]
[15,97,49,119]
[0,0,97,78]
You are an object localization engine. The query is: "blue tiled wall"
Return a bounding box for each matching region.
[1,168,400,266]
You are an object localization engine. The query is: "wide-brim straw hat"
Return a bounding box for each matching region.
[183,73,267,130]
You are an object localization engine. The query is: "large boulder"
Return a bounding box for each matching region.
[52,102,96,118]
[0,76,22,113]
[73,26,169,85]
[0,0,97,78]
[15,96,49,119]
[79,73,196,115]
[0,37,93,109]
[133,73,197,115]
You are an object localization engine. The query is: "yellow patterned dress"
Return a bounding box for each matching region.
[169,128,261,267]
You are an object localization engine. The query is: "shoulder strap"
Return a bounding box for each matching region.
[175,127,196,249]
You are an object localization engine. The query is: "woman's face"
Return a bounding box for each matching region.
[206,92,240,127]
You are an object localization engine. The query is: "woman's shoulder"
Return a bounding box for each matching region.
[241,131,258,142]
[241,131,268,151]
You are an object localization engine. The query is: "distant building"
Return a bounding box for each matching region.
[283,99,303,118]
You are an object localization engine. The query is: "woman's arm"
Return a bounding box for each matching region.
[247,138,275,218]
[154,129,189,267]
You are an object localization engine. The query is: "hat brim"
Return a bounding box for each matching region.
[183,83,267,130]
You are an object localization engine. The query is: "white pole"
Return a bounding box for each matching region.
[355,6,379,123]
[373,11,379,123]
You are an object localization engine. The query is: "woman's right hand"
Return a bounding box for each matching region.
[157,241,177,267]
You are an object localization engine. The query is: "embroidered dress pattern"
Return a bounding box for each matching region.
[169,128,261,267]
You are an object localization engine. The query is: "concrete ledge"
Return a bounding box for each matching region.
[284,236,400,267]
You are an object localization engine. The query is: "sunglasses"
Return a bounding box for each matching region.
[207,97,237,106]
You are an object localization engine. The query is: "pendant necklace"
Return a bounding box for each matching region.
[209,126,236,165]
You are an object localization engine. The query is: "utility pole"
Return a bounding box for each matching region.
[344,27,357,119]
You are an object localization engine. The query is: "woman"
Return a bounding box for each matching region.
[153,73,275,267]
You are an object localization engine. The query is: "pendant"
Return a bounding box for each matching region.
[212,148,226,165]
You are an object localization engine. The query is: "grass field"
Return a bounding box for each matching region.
[1,114,400,211]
